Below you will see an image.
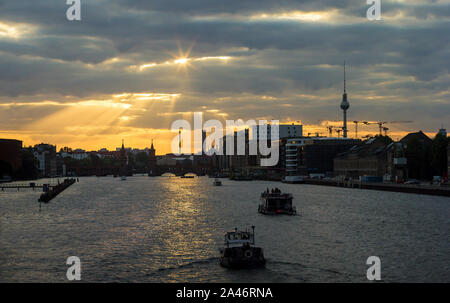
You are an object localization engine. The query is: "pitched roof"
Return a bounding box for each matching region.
[335,137,391,160]
[400,131,431,144]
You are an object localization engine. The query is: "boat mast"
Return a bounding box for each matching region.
[252,225,255,245]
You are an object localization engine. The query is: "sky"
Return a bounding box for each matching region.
[0,0,449,154]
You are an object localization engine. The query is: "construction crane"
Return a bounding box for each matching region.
[363,121,413,136]
[363,121,384,135]
[324,125,346,138]
[352,121,369,139]
[327,126,335,137]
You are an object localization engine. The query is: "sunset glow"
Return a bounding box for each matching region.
[0,1,447,155]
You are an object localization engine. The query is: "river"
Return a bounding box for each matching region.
[0,176,449,282]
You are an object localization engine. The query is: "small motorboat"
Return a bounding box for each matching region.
[219,226,265,269]
[213,178,222,186]
[258,189,297,215]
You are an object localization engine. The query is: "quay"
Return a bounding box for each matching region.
[1,183,50,191]
[304,179,450,198]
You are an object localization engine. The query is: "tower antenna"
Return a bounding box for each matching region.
[344,61,346,93]
[340,61,350,138]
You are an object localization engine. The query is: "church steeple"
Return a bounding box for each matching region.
[119,139,128,176]
[149,139,156,158]
[148,138,157,176]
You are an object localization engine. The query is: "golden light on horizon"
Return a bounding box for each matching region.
[1,106,431,155]
[4,92,183,152]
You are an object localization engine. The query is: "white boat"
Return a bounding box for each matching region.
[219,226,265,269]
[213,178,222,186]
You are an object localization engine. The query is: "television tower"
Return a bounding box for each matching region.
[340,62,350,138]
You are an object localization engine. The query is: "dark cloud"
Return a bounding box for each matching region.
[116,0,363,14]
[0,0,448,137]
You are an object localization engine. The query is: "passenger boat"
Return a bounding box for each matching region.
[213,178,222,186]
[219,226,265,269]
[258,189,297,215]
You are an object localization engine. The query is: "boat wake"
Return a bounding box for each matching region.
[156,257,217,272]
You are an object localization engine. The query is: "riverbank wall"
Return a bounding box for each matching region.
[304,179,450,198]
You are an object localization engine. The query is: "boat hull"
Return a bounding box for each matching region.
[258,194,297,215]
[219,246,265,269]
[258,205,296,215]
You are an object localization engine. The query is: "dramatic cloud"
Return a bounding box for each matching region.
[0,0,448,152]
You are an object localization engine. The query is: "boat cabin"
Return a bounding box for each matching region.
[219,226,265,268]
[224,228,255,247]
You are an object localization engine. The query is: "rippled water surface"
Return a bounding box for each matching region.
[1,176,449,282]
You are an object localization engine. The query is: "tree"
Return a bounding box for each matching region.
[135,152,149,169]
[60,147,73,153]
[127,152,136,168]
[405,136,432,180]
[16,148,39,180]
[90,153,100,166]
[430,133,448,177]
